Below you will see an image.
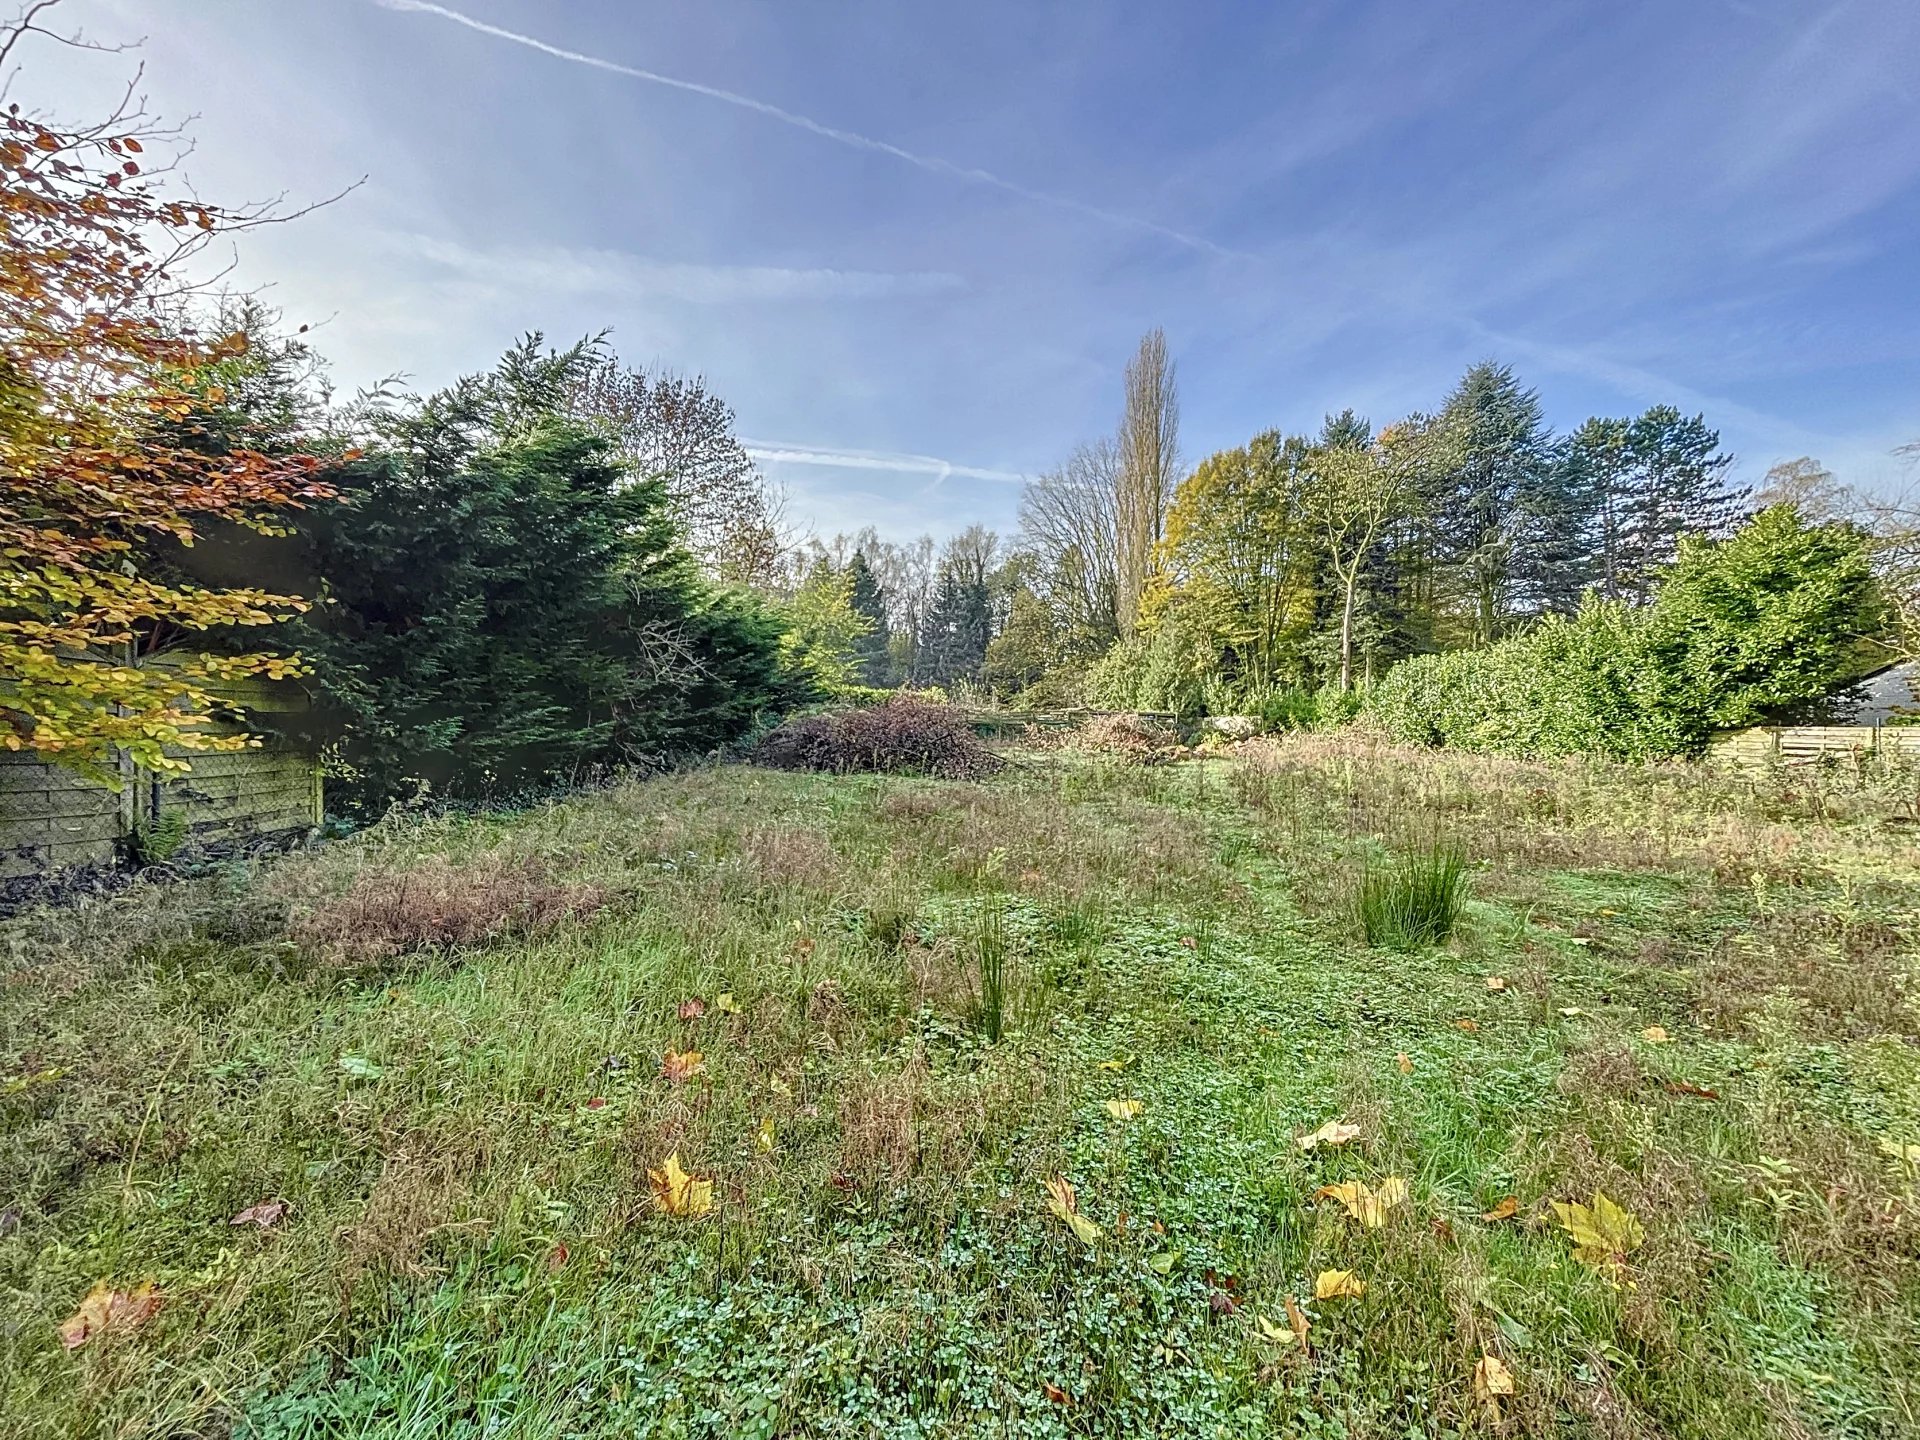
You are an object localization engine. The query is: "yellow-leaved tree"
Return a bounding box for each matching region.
[0,8,336,782]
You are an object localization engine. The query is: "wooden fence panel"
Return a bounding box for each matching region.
[1,672,322,881]
[1708,725,1920,767]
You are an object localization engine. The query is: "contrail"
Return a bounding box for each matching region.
[372,0,1238,259]
[743,441,1025,486]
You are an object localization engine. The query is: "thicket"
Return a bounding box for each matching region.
[1369,507,1885,759]
[748,696,1003,779]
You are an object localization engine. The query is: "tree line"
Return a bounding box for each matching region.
[7,1,1914,805]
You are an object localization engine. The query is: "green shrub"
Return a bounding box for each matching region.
[1367,508,1885,761]
[1358,842,1469,951]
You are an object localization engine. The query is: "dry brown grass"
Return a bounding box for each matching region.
[288,853,608,965]
[1072,713,1181,761]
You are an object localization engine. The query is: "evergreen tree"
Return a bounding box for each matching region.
[918,564,993,686]
[1432,362,1554,644]
[846,551,894,686]
[1624,406,1742,597]
[291,337,795,810]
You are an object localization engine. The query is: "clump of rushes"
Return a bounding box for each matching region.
[973,895,1010,1043]
[1358,841,1469,951]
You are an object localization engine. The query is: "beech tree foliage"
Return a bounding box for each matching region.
[0,12,335,780]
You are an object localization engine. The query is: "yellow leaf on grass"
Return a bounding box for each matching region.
[648,1152,714,1217]
[1105,1098,1144,1121]
[1641,1026,1672,1044]
[1551,1190,1643,1282]
[1485,976,1507,991]
[755,1115,776,1153]
[1474,1352,1516,1401]
[1453,1018,1479,1033]
[1314,1268,1366,1299]
[1479,1195,1519,1222]
[715,992,740,1015]
[1044,1176,1102,1247]
[661,1048,704,1083]
[57,1280,162,1349]
[1395,1052,1413,1074]
[1315,1177,1410,1228]
[1097,1053,1135,1073]
[1253,1312,1298,1346]
[1296,1119,1361,1151]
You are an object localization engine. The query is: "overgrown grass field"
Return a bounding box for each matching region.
[4,736,1918,1437]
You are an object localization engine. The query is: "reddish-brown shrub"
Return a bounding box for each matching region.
[292,853,608,964]
[748,697,1003,779]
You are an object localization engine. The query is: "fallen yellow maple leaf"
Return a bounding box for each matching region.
[1641,1026,1672,1044]
[1473,1352,1516,1402]
[1296,1119,1361,1151]
[648,1152,714,1217]
[1044,1175,1102,1247]
[56,1280,162,1349]
[1314,1268,1366,1299]
[1104,1097,1144,1121]
[1479,1195,1519,1222]
[1314,1176,1410,1228]
[661,1048,705,1083]
[1551,1190,1643,1282]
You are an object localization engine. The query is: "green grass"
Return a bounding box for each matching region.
[1358,840,1470,951]
[3,736,1919,1437]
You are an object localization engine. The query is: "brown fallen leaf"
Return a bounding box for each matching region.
[1453,1018,1480,1033]
[544,1242,570,1273]
[676,997,706,1020]
[1474,1351,1516,1404]
[1042,1382,1072,1405]
[1430,1217,1457,1242]
[1479,1195,1519,1223]
[1662,1078,1720,1100]
[661,1048,704,1084]
[57,1280,162,1350]
[228,1199,289,1228]
[1395,1052,1413,1074]
[1283,1293,1311,1349]
[1296,1119,1361,1151]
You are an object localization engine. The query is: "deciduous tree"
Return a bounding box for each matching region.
[0,12,336,780]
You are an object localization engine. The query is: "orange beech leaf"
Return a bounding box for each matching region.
[57,1280,162,1349]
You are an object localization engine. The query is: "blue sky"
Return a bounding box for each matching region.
[32,0,1920,540]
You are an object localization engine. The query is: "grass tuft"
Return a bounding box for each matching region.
[1358,840,1470,950]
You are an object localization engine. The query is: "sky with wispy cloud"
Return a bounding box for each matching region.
[26,0,1920,539]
